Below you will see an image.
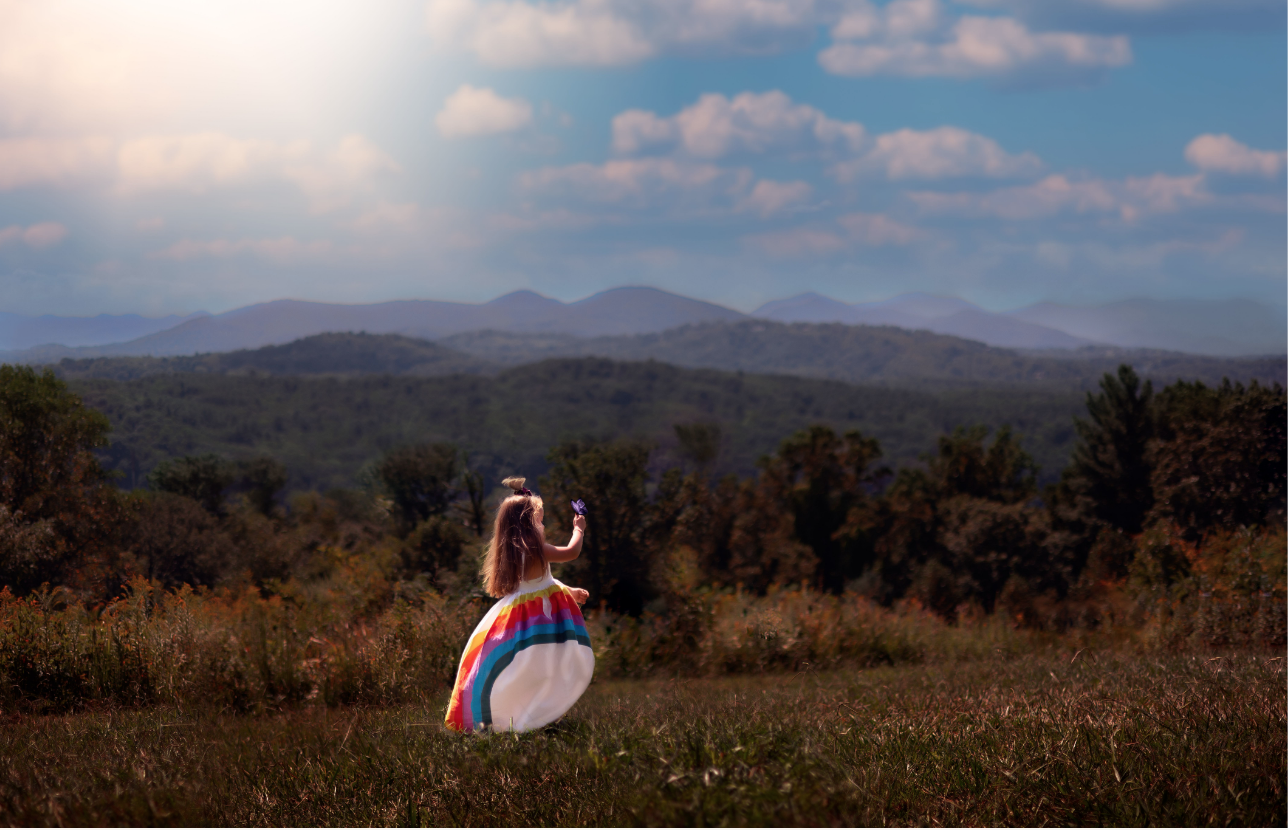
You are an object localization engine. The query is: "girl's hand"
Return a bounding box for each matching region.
[573,514,587,533]
[570,588,589,605]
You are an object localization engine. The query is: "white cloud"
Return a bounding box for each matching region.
[0,2,168,132]
[1185,134,1285,177]
[518,157,751,209]
[0,222,69,249]
[909,175,1121,219]
[907,171,1212,221]
[436,85,534,138]
[835,125,1042,180]
[0,137,113,190]
[612,91,864,158]
[0,1,392,134]
[744,228,847,257]
[149,237,334,263]
[737,179,813,216]
[970,0,1276,12]
[425,0,654,67]
[424,0,823,67]
[114,132,397,211]
[837,212,920,244]
[0,130,398,213]
[519,156,822,220]
[489,208,606,233]
[959,0,1283,34]
[116,133,307,193]
[833,0,942,40]
[284,135,401,213]
[820,5,1131,83]
[744,210,920,256]
[611,110,677,155]
[1119,173,1207,217]
[350,202,429,234]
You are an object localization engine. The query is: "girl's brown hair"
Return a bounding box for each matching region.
[481,477,545,597]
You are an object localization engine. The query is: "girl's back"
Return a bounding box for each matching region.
[444,477,593,732]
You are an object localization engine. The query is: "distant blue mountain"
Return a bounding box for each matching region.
[0,311,208,351]
[2,287,1281,360]
[753,293,1092,350]
[2,287,747,358]
[1007,298,1287,357]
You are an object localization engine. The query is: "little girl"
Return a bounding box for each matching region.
[444,477,595,732]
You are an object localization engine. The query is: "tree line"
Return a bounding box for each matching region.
[0,363,1282,631]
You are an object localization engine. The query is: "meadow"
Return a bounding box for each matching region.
[1,359,1283,826]
[0,653,1281,827]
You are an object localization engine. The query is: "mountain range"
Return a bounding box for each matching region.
[0,310,207,351]
[2,287,1284,361]
[51,327,1286,392]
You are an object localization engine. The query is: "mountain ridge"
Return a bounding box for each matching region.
[3,287,1283,360]
[49,323,1285,392]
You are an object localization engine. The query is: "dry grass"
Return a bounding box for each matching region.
[0,652,1281,826]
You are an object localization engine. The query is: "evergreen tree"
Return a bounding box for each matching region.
[761,425,888,594]
[1066,365,1155,535]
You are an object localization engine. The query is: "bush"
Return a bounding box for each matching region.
[1129,524,1287,649]
[0,574,487,713]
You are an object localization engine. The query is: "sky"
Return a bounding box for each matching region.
[0,0,1284,317]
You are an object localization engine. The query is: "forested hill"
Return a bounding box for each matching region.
[440,321,1286,389]
[48,323,1284,390]
[71,358,1086,493]
[48,332,492,381]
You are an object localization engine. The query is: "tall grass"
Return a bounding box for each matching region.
[0,576,483,713]
[0,655,1281,826]
[1,572,1029,713]
[0,533,1280,714]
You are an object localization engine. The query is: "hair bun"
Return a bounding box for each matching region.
[501,476,526,492]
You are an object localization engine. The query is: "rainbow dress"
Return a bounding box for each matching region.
[444,570,594,732]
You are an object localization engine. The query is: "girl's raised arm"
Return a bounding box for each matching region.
[544,513,586,563]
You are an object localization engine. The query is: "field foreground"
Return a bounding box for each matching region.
[0,654,1283,827]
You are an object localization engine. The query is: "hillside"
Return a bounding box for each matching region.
[50,333,493,381]
[72,358,1087,493]
[48,323,1285,391]
[754,292,1093,350]
[755,292,1287,356]
[439,321,1285,390]
[4,288,1282,360]
[2,287,747,360]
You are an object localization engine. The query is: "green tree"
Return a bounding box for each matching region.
[375,443,460,534]
[870,425,1053,617]
[651,468,814,594]
[127,492,237,588]
[148,454,236,515]
[401,515,472,583]
[238,456,288,516]
[761,425,888,594]
[0,365,123,593]
[674,422,722,471]
[458,468,487,537]
[1149,380,1286,540]
[541,440,652,614]
[1066,365,1155,535]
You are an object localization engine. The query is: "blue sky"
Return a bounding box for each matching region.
[0,0,1284,316]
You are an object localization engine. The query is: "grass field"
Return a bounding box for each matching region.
[1,652,1282,827]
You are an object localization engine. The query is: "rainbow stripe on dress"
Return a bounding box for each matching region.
[445,576,593,732]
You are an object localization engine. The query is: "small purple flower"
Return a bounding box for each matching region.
[571,499,587,516]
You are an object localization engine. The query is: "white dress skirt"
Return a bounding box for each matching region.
[444,570,595,732]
